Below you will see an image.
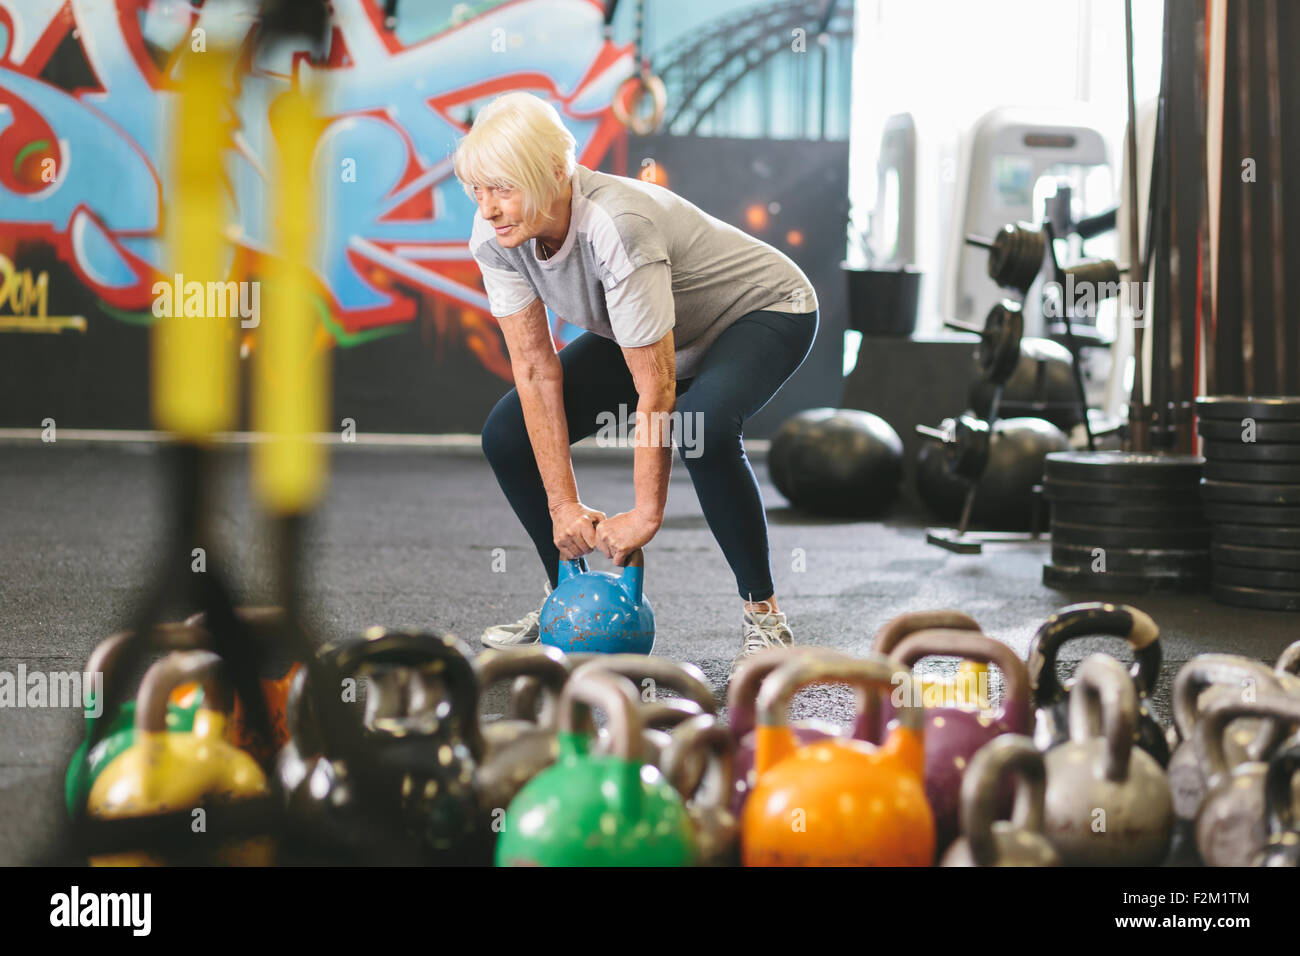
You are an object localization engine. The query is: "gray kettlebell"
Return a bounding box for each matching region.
[572,655,716,766]
[942,735,1060,867]
[1194,689,1300,867]
[1042,654,1173,866]
[1252,740,1300,867]
[1278,641,1300,677]
[1166,656,1290,823]
[660,713,740,867]
[640,697,708,766]
[473,645,573,816]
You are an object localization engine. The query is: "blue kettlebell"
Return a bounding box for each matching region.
[539,549,655,654]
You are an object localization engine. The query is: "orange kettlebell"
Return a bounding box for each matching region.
[742,653,935,866]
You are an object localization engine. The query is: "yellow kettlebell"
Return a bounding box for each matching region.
[87,650,272,866]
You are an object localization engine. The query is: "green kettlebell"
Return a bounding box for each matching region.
[496,669,695,867]
[64,629,203,817]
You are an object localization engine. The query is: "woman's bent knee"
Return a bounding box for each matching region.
[481,395,529,467]
[677,408,744,466]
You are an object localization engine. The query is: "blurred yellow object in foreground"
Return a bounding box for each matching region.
[153,48,238,438]
[254,80,327,514]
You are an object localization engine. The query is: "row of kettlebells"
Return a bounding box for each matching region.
[1163,643,1300,866]
[486,601,1300,867]
[65,602,1300,866]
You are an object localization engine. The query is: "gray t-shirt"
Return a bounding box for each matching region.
[469,165,817,378]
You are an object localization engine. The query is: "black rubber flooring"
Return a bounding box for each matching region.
[1,442,1295,864]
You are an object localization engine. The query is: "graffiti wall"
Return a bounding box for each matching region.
[0,0,851,434]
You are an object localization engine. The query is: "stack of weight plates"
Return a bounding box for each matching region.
[1196,396,1300,611]
[1042,451,1209,593]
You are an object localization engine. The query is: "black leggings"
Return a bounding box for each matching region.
[480,309,818,600]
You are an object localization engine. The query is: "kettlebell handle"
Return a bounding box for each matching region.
[572,655,714,715]
[136,650,230,736]
[862,611,982,739]
[553,548,644,580]
[556,557,586,583]
[283,665,321,755]
[727,646,852,740]
[474,646,571,729]
[757,653,922,730]
[870,610,981,655]
[558,669,646,762]
[888,628,1031,728]
[1066,654,1137,783]
[1277,641,1300,676]
[755,653,923,777]
[661,714,735,809]
[327,628,485,759]
[1194,688,1300,789]
[1028,603,1160,706]
[961,735,1047,867]
[83,623,210,721]
[1171,655,1285,761]
[620,549,644,603]
[640,698,705,732]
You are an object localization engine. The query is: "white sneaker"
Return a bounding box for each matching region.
[730,601,794,675]
[481,582,550,650]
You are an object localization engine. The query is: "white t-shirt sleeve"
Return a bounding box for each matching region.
[603,261,675,348]
[470,213,538,317]
[479,261,538,318]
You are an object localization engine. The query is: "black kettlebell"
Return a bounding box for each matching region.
[279,628,485,862]
[335,628,485,858]
[1027,603,1170,767]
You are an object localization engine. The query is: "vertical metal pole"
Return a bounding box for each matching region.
[1264,0,1286,392]
[1237,0,1255,393]
[1123,0,1147,451]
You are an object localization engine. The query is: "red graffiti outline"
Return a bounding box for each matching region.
[2,0,634,379]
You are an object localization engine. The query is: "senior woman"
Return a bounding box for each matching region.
[457,91,818,672]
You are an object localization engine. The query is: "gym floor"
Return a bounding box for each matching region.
[3,439,1295,865]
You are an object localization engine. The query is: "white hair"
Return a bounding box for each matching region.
[453,91,577,225]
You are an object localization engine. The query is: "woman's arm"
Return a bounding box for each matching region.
[621,332,677,525]
[587,259,679,563]
[591,332,676,564]
[498,298,574,505]
[497,298,602,556]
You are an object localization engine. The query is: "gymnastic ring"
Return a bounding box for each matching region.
[612,70,667,136]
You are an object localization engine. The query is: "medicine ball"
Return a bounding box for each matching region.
[969,338,1082,433]
[768,408,903,517]
[768,408,832,504]
[914,416,1071,530]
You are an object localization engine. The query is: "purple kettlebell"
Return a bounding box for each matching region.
[885,629,1031,855]
[856,610,983,741]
